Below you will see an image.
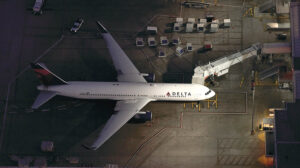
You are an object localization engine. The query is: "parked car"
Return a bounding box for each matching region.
[277,33,287,40]
[70,18,84,33]
[32,0,45,15]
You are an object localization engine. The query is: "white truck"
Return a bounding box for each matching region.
[32,0,45,15]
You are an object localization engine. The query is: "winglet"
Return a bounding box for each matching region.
[82,144,97,150]
[96,21,108,33]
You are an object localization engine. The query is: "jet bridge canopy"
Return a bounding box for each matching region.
[192,43,261,85]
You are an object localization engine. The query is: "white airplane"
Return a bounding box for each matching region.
[30,21,215,150]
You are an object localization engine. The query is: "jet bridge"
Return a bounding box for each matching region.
[192,43,261,85]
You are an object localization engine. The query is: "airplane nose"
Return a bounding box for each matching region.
[204,88,215,99]
[209,90,215,98]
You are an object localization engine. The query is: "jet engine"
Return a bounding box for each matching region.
[142,73,155,82]
[131,111,152,123]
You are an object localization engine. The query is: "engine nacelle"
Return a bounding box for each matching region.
[142,73,155,82]
[131,111,152,123]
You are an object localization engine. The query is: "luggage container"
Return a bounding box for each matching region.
[199,18,207,25]
[146,26,158,35]
[172,37,181,45]
[136,37,144,47]
[176,47,184,56]
[206,15,215,22]
[160,36,169,46]
[158,48,166,57]
[188,18,196,24]
[224,19,231,27]
[197,23,205,32]
[186,23,194,32]
[187,43,193,51]
[148,37,156,47]
[173,22,181,32]
[210,23,218,32]
[176,17,184,26]
[212,19,219,24]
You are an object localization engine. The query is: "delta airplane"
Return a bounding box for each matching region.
[30,21,215,150]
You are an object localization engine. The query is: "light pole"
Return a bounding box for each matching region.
[251,79,255,135]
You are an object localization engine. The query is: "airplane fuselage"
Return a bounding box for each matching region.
[38,81,215,101]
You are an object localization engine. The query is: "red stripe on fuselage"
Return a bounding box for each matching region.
[34,69,50,76]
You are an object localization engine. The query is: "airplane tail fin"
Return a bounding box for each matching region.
[32,91,56,109]
[31,62,68,86]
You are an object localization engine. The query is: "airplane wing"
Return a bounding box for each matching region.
[85,98,152,150]
[96,21,147,83]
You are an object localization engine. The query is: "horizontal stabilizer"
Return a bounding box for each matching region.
[32,91,56,109]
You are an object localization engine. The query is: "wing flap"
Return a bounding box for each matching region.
[86,98,152,150]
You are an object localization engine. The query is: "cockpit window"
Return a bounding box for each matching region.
[205,90,211,95]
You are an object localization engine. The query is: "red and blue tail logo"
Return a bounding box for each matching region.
[31,63,67,86]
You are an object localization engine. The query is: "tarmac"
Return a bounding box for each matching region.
[0,0,293,167]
